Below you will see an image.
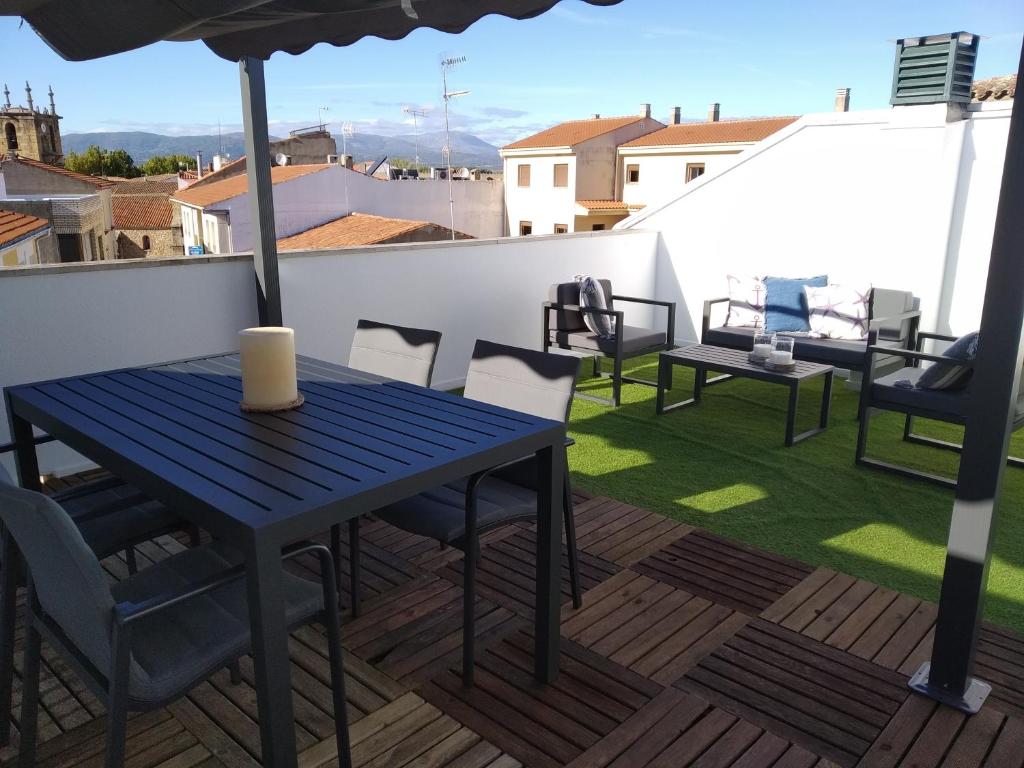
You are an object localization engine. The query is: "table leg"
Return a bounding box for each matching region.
[245,537,298,768]
[656,357,667,415]
[785,383,799,447]
[534,443,562,683]
[820,371,834,429]
[0,407,41,745]
[693,365,704,404]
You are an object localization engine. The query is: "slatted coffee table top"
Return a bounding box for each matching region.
[665,343,834,381]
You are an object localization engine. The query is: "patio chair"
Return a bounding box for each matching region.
[543,280,675,407]
[0,478,351,768]
[855,331,1024,488]
[339,318,442,615]
[353,340,581,682]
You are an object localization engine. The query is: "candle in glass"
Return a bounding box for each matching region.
[752,331,773,362]
[770,336,795,366]
[239,327,300,410]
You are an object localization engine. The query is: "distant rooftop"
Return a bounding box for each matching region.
[1,154,117,190]
[972,74,1016,102]
[503,115,651,151]
[278,212,468,250]
[112,196,174,230]
[0,208,50,248]
[172,164,331,208]
[113,175,178,195]
[620,116,799,148]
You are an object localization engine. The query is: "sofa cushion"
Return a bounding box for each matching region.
[725,275,766,328]
[764,275,827,333]
[871,368,970,419]
[551,325,666,356]
[916,331,978,390]
[805,283,871,340]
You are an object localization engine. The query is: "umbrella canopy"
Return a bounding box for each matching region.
[12,0,623,61]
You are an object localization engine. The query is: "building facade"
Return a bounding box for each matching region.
[1,83,63,165]
[0,209,54,266]
[500,108,663,236]
[112,175,183,258]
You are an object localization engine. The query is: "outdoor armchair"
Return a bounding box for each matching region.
[855,331,1024,488]
[0,478,352,768]
[543,279,675,407]
[355,339,582,684]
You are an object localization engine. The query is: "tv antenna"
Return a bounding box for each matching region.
[441,55,469,240]
[318,105,329,132]
[341,121,354,156]
[403,105,427,169]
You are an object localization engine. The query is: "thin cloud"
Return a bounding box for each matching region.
[482,106,528,118]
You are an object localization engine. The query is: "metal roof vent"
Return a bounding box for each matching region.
[890,32,979,106]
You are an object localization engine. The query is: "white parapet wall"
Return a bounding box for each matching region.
[0,228,659,476]
[619,102,1012,343]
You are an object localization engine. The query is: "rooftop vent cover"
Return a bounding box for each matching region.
[891,32,979,106]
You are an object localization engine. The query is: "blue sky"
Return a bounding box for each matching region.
[1,0,1021,146]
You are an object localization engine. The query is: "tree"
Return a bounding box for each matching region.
[64,144,140,178]
[140,154,196,176]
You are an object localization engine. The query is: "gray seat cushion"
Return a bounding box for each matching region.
[60,483,185,560]
[111,543,322,707]
[376,475,537,545]
[703,326,901,369]
[870,368,970,418]
[550,325,666,356]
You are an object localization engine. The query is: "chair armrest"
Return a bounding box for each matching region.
[613,296,676,346]
[115,541,330,625]
[542,301,621,318]
[869,308,921,329]
[866,346,972,368]
[916,331,960,349]
[611,295,674,308]
[702,297,730,342]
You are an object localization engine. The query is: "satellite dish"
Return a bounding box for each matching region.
[275,153,290,166]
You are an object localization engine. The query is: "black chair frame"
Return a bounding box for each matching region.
[856,333,1024,488]
[17,542,352,768]
[543,296,676,407]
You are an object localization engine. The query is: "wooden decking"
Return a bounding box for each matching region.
[3,474,1023,767]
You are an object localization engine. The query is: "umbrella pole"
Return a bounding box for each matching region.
[239,56,283,326]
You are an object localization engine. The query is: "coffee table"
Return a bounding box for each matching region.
[655,344,834,446]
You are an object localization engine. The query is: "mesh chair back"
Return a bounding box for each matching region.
[0,470,116,675]
[548,280,613,332]
[349,319,442,387]
[464,339,580,424]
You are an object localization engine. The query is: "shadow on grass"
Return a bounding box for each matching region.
[567,354,1024,634]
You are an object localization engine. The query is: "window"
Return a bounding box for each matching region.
[592,224,606,231]
[4,123,17,151]
[519,221,533,236]
[141,235,151,251]
[626,164,640,184]
[517,164,531,187]
[554,224,568,234]
[686,163,706,182]
[553,163,568,188]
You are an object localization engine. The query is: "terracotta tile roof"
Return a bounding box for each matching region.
[620,116,799,148]
[576,200,630,212]
[278,213,459,250]
[503,116,648,150]
[113,175,178,195]
[0,208,50,248]
[1,154,117,189]
[172,164,331,208]
[972,74,1016,102]
[188,156,246,188]
[112,195,174,230]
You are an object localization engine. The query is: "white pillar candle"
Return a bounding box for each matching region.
[753,343,772,360]
[770,349,793,366]
[239,327,300,410]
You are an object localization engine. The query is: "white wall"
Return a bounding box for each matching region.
[575,119,664,202]
[621,103,1012,342]
[279,229,660,390]
[619,146,747,208]
[0,256,258,477]
[502,151,576,235]
[191,166,504,254]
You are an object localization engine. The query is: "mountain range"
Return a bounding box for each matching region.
[61,129,503,170]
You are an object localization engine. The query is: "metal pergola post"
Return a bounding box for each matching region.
[909,44,1024,714]
[239,56,283,327]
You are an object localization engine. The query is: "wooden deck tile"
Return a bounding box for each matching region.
[561,569,749,684]
[422,629,661,768]
[437,529,619,620]
[635,530,814,615]
[572,496,693,566]
[677,619,909,767]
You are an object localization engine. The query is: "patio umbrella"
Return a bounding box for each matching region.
[9,0,623,323]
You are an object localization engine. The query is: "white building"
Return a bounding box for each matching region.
[618,113,798,209]
[500,108,663,236]
[173,162,504,255]
[0,208,52,266]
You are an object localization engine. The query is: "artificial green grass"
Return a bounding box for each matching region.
[567,355,1024,635]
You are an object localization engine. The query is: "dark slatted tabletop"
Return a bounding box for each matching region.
[664,343,833,382]
[6,353,564,541]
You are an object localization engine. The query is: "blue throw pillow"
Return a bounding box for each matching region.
[764,275,828,333]
[917,331,978,390]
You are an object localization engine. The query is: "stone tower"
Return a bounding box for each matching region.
[1,82,63,165]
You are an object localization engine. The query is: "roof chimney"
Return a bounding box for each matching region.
[640,103,651,119]
[834,88,851,112]
[670,106,681,125]
[591,113,601,119]
[707,102,720,122]
[891,32,979,106]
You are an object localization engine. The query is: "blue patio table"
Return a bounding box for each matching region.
[3,352,566,768]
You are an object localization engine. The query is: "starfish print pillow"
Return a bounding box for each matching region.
[804,284,871,340]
